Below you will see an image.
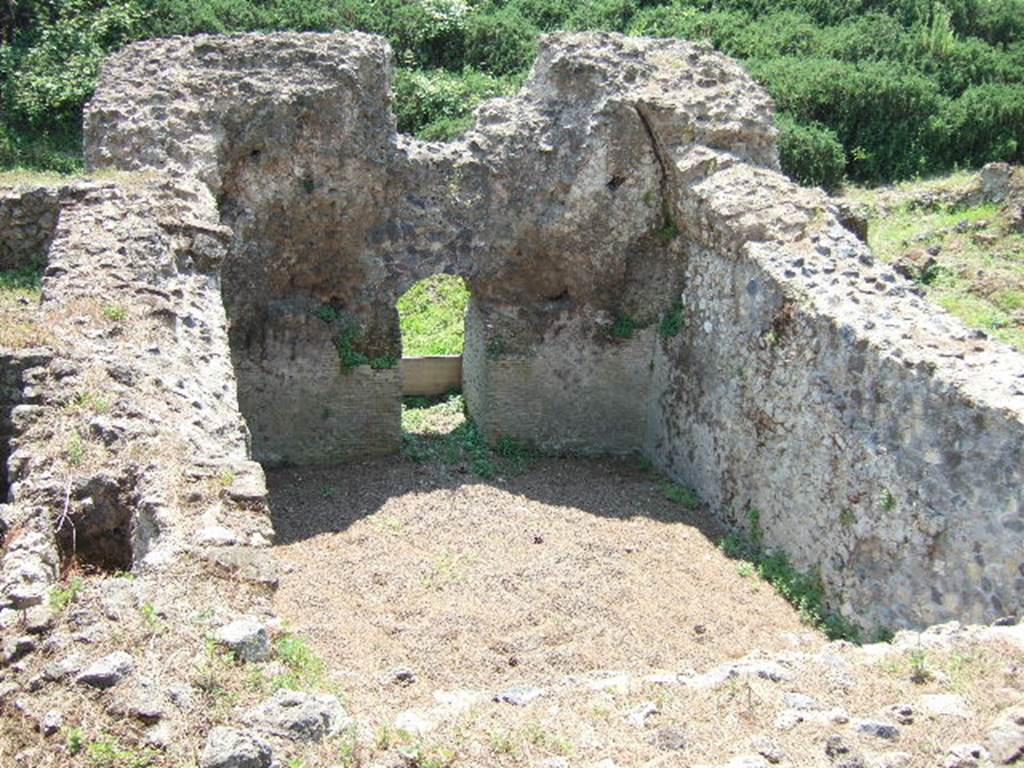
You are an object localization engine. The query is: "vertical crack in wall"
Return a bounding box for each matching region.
[634,103,677,234]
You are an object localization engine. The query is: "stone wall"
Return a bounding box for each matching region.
[0,350,50,503]
[1,178,271,609]
[0,186,61,272]
[81,31,1024,631]
[0,182,114,273]
[644,158,1024,629]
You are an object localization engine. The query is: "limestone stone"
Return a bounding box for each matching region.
[246,690,346,742]
[985,706,1024,764]
[213,618,270,663]
[200,727,272,768]
[76,651,134,689]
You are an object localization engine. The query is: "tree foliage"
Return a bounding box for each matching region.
[2,0,1024,187]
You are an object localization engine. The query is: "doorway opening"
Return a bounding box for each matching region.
[397,274,470,440]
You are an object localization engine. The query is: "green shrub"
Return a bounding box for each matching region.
[386,0,470,69]
[4,0,145,127]
[503,0,572,30]
[818,12,910,62]
[392,66,515,137]
[749,56,943,181]
[464,7,538,76]
[566,0,640,33]
[936,82,1024,166]
[2,0,1024,185]
[776,115,846,190]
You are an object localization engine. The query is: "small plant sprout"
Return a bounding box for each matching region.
[909,647,932,684]
[881,488,897,511]
[102,304,127,322]
[51,576,84,612]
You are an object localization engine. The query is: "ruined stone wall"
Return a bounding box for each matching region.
[644,158,1024,629]
[0,186,62,272]
[464,305,657,454]
[0,351,50,503]
[80,31,1024,630]
[0,183,121,272]
[1,178,272,609]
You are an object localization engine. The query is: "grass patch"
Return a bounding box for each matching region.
[855,179,1024,350]
[401,392,535,479]
[85,735,158,768]
[273,632,327,691]
[659,481,702,510]
[0,265,49,349]
[398,274,470,357]
[719,508,861,642]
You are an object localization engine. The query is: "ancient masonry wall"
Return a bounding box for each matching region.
[646,158,1024,629]
[51,30,1024,631]
[0,351,50,503]
[0,179,272,609]
[0,186,62,272]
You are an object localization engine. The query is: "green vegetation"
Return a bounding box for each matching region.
[50,576,84,612]
[719,507,862,642]
[609,314,638,340]
[85,735,159,768]
[4,1,1024,187]
[102,303,126,322]
[660,480,702,510]
[851,180,1024,349]
[658,298,685,338]
[0,265,42,292]
[313,308,400,371]
[397,274,470,356]
[401,392,535,478]
[273,632,327,691]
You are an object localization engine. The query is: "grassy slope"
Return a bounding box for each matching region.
[845,172,1024,350]
[397,274,470,357]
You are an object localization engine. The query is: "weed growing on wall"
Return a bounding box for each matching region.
[658,298,685,338]
[718,510,862,642]
[313,304,398,371]
[609,314,637,340]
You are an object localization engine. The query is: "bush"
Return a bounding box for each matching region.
[385,0,471,69]
[818,12,910,61]
[749,56,944,181]
[502,0,572,30]
[2,0,1024,185]
[566,0,640,33]
[4,0,145,127]
[776,115,845,190]
[937,82,1024,166]
[392,66,516,137]
[464,7,538,76]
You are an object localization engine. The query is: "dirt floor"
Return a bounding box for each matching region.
[267,448,1022,767]
[269,455,821,698]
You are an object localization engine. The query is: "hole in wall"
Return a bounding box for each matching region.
[56,475,135,573]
